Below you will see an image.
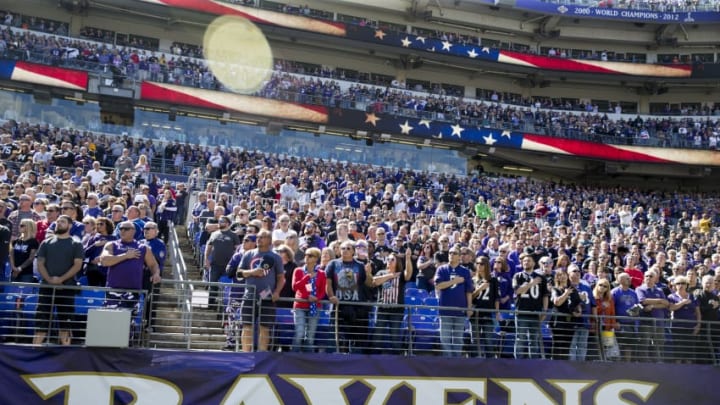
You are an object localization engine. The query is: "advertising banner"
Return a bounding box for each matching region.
[0,346,717,404]
[514,0,720,23]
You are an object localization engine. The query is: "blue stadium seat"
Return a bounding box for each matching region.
[315,308,335,352]
[408,313,439,352]
[75,289,106,315]
[405,288,428,301]
[274,307,295,348]
[77,276,88,286]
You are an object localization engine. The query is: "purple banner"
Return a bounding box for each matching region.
[0,346,717,404]
[514,0,720,23]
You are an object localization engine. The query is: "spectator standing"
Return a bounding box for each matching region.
[291,247,326,352]
[471,256,500,358]
[9,218,38,283]
[696,274,720,364]
[667,275,701,363]
[204,216,240,312]
[33,215,83,345]
[636,270,670,362]
[434,245,473,357]
[372,248,412,355]
[513,253,549,359]
[610,272,640,361]
[325,240,373,353]
[236,229,284,352]
[568,264,596,361]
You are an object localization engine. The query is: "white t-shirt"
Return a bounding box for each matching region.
[87,168,106,185]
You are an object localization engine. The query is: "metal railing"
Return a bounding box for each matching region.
[3,279,719,363]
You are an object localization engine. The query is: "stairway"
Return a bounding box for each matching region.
[146,225,231,351]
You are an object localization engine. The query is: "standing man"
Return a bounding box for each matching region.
[33,215,84,345]
[568,264,596,361]
[99,221,161,342]
[610,272,640,362]
[326,240,374,353]
[636,270,669,362]
[235,229,284,352]
[513,253,549,359]
[204,216,240,312]
[141,221,166,330]
[0,222,10,282]
[434,245,474,357]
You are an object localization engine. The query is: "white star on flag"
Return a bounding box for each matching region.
[401,37,412,47]
[467,48,478,58]
[483,133,497,145]
[501,130,512,138]
[419,119,431,128]
[450,124,464,138]
[482,47,490,53]
[415,36,426,44]
[441,41,452,51]
[427,46,436,52]
[399,120,414,134]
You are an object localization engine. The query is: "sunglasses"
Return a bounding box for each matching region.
[144,227,157,230]
[119,227,134,231]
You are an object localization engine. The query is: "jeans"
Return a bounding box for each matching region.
[515,315,544,359]
[292,309,319,352]
[374,308,405,354]
[472,315,497,358]
[440,315,466,357]
[569,327,589,361]
[638,318,666,362]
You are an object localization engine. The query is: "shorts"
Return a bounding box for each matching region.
[240,298,276,327]
[36,286,76,331]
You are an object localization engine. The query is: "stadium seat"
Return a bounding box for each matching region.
[274,307,295,348]
[408,313,440,353]
[75,289,106,315]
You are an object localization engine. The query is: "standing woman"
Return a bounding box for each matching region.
[83,217,116,287]
[156,189,177,244]
[593,279,619,360]
[416,242,437,293]
[551,269,582,360]
[134,154,150,185]
[291,247,326,352]
[471,256,499,358]
[276,244,298,309]
[667,275,701,364]
[9,219,39,283]
[372,249,413,354]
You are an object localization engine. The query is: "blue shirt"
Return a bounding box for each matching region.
[434,264,473,317]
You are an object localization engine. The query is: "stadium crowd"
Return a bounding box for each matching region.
[0,114,719,361]
[1,23,719,151]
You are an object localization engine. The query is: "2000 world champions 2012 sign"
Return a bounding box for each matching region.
[0,346,718,404]
[513,0,720,23]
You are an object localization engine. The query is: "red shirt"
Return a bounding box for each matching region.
[625,267,644,289]
[292,267,327,310]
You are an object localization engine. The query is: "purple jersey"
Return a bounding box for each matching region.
[106,240,147,289]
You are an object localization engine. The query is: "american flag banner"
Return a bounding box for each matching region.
[345,110,720,166]
[135,0,697,78]
[140,81,720,166]
[136,0,346,36]
[0,59,88,91]
[140,81,329,123]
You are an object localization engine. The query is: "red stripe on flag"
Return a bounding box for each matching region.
[501,51,691,76]
[141,82,229,110]
[15,61,88,90]
[523,134,672,163]
[157,0,345,31]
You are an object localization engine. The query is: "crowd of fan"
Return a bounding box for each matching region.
[1,114,720,359]
[180,134,720,360]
